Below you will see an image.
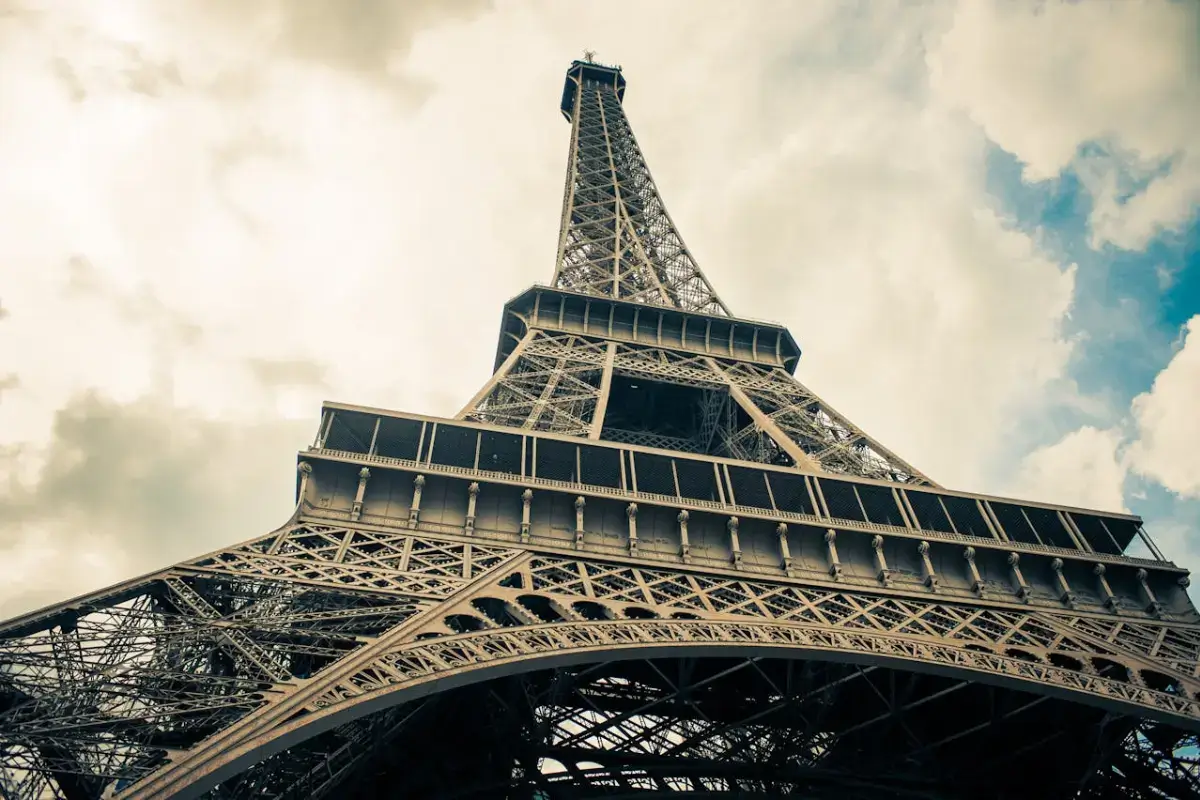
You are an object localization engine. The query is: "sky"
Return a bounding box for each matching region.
[0,0,1197,617]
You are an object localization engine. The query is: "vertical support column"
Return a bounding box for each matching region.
[317,411,335,449]
[574,496,586,549]
[1094,564,1119,611]
[728,517,743,570]
[705,357,823,472]
[296,461,313,508]
[1137,527,1166,562]
[892,488,914,530]
[1008,552,1031,601]
[368,418,381,456]
[465,482,480,535]
[678,510,691,564]
[350,467,371,522]
[977,500,1005,542]
[918,541,939,592]
[1060,511,1092,553]
[627,503,639,556]
[1137,569,1165,617]
[1051,558,1076,608]
[871,535,891,587]
[588,342,618,440]
[900,491,922,531]
[824,529,842,581]
[521,489,533,543]
[408,474,426,529]
[963,547,985,597]
[776,523,793,577]
[455,329,535,419]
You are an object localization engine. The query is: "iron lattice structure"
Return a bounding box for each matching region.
[2,59,1199,800]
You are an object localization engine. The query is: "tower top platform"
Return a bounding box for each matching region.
[561,59,626,120]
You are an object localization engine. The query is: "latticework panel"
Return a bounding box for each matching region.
[555,68,728,316]
[4,520,1198,799]
[0,526,522,799]
[398,554,1200,707]
[204,657,1200,800]
[717,360,933,485]
[462,331,608,436]
[462,330,934,484]
[0,577,424,798]
[125,547,1200,797]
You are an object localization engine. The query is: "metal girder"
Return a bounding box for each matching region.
[2,520,1198,798]
[189,653,1199,799]
[460,331,933,484]
[0,526,522,799]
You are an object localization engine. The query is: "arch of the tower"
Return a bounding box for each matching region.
[128,611,1200,800]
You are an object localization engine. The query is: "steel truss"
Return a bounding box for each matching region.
[463,331,931,485]
[555,63,728,316]
[209,658,1200,799]
[4,521,1198,798]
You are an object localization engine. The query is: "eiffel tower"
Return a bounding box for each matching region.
[3,57,1199,800]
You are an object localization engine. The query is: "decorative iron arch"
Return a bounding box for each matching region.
[122,616,1200,799]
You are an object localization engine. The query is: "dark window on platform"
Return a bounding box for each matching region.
[906,490,953,533]
[819,479,867,523]
[1023,506,1075,549]
[431,425,477,469]
[636,312,658,341]
[768,472,816,516]
[991,502,1041,545]
[675,458,719,502]
[599,376,746,458]
[580,445,622,489]
[1100,517,1140,553]
[612,306,635,337]
[940,496,991,539]
[635,452,677,497]
[562,298,586,327]
[856,484,905,527]
[536,438,577,483]
[478,430,522,476]
[728,466,771,510]
[322,412,375,454]
[601,375,706,444]
[1071,513,1123,555]
[733,326,755,353]
[372,417,422,461]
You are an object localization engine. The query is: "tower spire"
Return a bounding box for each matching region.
[460,60,932,486]
[554,60,730,316]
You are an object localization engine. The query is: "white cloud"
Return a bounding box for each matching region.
[684,11,1078,490]
[928,0,1200,250]
[1128,315,1200,498]
[1004,425,1128,513]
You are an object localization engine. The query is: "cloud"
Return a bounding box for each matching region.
[1128,315,1200,498]
[0,392,311,618]
[928,0,1200,250]
[1003,425,1128,513]
[246,357,328,389]
[678,5,1077,490]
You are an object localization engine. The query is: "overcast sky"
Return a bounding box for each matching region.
[0,0,1197,617]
